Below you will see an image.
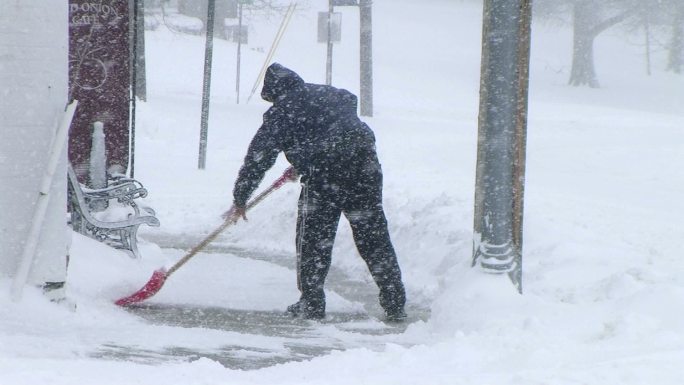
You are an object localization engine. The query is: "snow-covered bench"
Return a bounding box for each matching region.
[67,164,160,259]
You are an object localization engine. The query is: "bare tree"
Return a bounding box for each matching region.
[535,0,638,87]
[568,1,635,87]
[667,0,683,73]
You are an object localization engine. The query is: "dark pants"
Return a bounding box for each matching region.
[295,154,406,316]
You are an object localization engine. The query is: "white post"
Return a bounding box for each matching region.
[89,121,108,211]
[89,121,107,188]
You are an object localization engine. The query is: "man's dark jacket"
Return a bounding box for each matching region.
[233,63,378,207]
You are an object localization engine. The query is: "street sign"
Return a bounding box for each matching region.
[178,0,238,20]
[317,12,341,43]
[228,24,248,44]
[332,0,358,6]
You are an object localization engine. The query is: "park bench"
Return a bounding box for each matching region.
[67,164,160,259]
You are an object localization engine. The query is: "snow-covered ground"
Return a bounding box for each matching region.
[2,0,684,384]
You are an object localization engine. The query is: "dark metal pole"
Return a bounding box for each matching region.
[326,0,333,85]
[135,0,147,102]
[236,1,243,103]
[198,0,216,170]
[473,0,532,293]
[359,0,373,117]
[130,0,138,178]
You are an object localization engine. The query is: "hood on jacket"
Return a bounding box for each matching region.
[261,63,305,102]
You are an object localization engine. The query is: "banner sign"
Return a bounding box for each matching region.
[68,1,130,181]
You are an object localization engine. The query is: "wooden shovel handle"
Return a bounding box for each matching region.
[166,167,297,276]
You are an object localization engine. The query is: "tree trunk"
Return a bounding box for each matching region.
[568,2,635,87]
[667,3,683,74]
[569,1,600,87]
[644,13,651,76]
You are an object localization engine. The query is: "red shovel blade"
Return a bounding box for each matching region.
[115,269,168,306]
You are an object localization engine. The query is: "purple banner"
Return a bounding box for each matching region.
[69,1,130,181]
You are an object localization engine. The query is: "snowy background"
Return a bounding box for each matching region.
[2,0,684,384]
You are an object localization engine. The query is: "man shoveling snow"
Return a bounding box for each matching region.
[229,63,407,322]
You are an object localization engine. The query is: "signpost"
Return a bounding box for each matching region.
[318,5,341,85]
[234,0,253,103]
[236,1,244,103]
[198,0,217,170]
[325,2,334,85]
[318,0,372,116]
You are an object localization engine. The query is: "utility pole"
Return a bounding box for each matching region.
[359,0,373,117]
[472,0,532,293]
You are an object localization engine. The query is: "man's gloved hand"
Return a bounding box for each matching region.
[222,205,248,223]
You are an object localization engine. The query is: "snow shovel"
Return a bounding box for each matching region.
[115,167,298,306]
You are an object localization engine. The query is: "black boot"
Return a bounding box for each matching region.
[384,307,407,323]
[285,300,325,320]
